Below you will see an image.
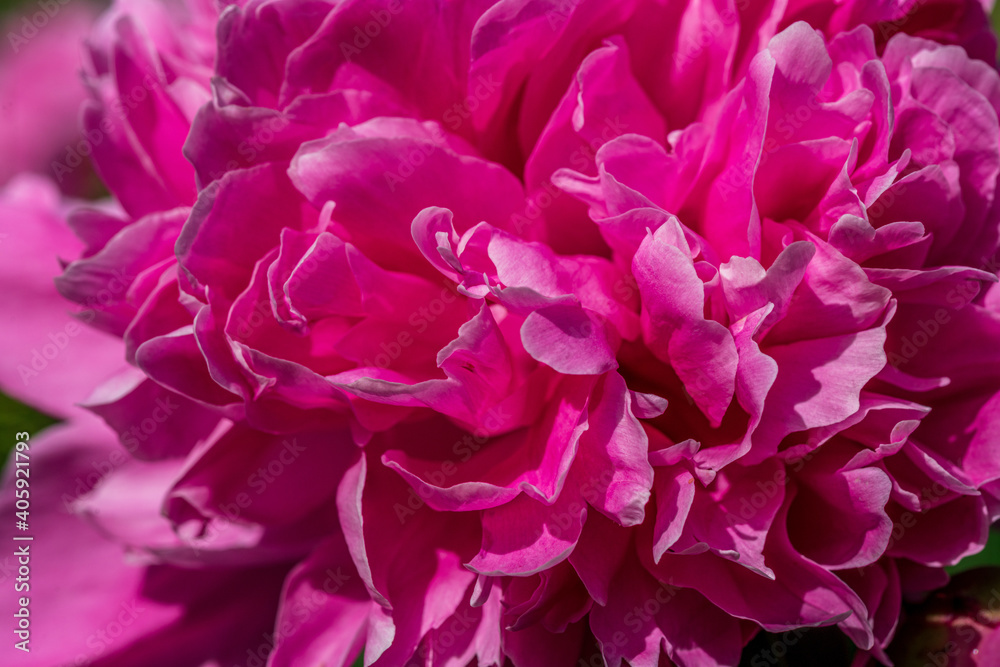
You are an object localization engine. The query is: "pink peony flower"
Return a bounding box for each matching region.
[3,0,1000,665]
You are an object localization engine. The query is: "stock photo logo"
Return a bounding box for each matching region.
[2,0,1000,665]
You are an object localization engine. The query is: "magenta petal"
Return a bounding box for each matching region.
[177,162,308,298]
[521,304,618,376]
[336,454,484,665]
[573,372,653,526]
[634,219,739,424]
[790,454,894,570]
[83,368,220,460]
[568,511,631,607]
[502,620,588,667]
[56,207,188,336]
[675,459,788,578]
[645,507,873,648]
[411,206,463,281]
[9,3,1000,664]
[0,417,288,666]
[135,326,243,412]
[468,489,587,577]
[382,381,592,511]
[288,119,525,273]
[591,556,745,667]
[168,422,355,526]
[75,455,299,565]
[268,536,372,667]
[633,220,703,328]
[720,241,815,337]
[668,318,739,428]
[751,323,891,461]
[651,466,696,562]
[0,177,124,417]
[763,235,891,345]
[886,495,990,567]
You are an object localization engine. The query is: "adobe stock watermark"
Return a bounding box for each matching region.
[69,600,146,666]
[845,481,952,587]
[883,482,950,554]
[361,280,464,371]
[577,579,681,667]
[889,250,1000,369]
[217,438,308,519]
[392,405,511,524]
[722,449,816,528]
[510,114,630,236]
[205,115,292,184]
[19,267,134,385]
[232,269,463,374]
[544,0,575,31]
[49,73,167,183]
[441,75,501,133]
[188,437,308,554]
[382,122,451,192]
[674,0,751,69]
[509,180,563,235]
[716,95,825,202]
[6,0,72,53]
[403,606,480,667]
[230,233,346,341]
[746,627,809,666]
[227,230,470,375]
[528,465,636,548]
[338,0,405,61]
[241,567,353,667]
[920,586,1000,667]
[16,318,88,385]
[59,396,180,511]
[380,73,503,192]
[878,0,935,42]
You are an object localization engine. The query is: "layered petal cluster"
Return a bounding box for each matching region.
[4,0,1000,666]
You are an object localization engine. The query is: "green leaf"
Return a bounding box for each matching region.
[0,392,60,474]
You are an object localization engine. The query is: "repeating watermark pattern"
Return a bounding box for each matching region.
[188,436,309,553]
[241,567,352,667]
[382,123,451,192]
[205,115,292,184]
[889,251,1000,369]
[674,0,751,68]
[217,438,307,519]
[403,604,481,667]
[878,0,935,41]
[19,266,135,386]
[915,586,1000,667]
[58,396,179,513]
[442,75,501,132]
[745,628,809,666]
[393,405,510,524]
[69,599,146,666]
[18,317,91,385]
[6,0,73,53]
[338,0,405,61]
[49,73,165,183]
[577,579,681,666]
